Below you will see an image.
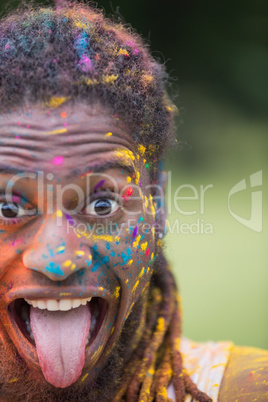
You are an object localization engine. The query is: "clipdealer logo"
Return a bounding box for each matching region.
[228,170,262,232]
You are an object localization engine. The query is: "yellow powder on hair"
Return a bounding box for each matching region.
[138,144,146,156]
[46,96,69,108]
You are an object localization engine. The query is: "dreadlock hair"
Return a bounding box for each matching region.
[0,2,212,401]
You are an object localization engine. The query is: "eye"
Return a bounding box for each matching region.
[85,198,120,216]
[0,201,35,220]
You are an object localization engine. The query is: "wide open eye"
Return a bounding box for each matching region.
[85,199,120,216]
[0,202,20,219]
[0,202,35,221]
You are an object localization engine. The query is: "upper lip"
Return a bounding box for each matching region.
[3,286,113,309]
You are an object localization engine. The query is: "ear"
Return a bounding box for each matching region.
[156,171,167,238]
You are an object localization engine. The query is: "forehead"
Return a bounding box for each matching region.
[0,102,140,178]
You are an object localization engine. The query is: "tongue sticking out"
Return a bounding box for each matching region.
[30,304,91,388]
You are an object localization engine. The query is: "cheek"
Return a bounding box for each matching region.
[0,230,26,278]
[90,220,155,299]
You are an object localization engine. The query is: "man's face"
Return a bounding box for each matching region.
[0,103,159,393]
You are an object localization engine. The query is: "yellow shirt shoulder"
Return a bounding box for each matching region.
[218,345,268,401]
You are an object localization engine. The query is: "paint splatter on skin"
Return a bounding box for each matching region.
[94,179,106,191]
[122,186,133,200]
[51,156,64,165]
[45,128,67,135]
[132,225,139,240]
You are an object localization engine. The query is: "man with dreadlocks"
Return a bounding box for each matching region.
[0,1,267,401]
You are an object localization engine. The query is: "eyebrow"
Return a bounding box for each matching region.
[0,159,136,179]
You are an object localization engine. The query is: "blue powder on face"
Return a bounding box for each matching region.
[45,262,64,276]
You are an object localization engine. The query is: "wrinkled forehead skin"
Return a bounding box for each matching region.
[0,101,158,390]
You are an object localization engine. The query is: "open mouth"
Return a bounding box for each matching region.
[9,297,108,350]
[7,296,110,387]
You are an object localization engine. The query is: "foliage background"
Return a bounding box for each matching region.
[1,0,267,348]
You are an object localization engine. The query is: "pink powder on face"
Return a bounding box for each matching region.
[12,195,21,203]
[51,156,64,165]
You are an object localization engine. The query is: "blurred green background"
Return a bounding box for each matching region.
[2,0,267,348]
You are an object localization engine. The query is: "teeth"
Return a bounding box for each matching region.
[47,300,59,311]
[36,300,47,310]
[21,297,95,348]
[24,297,92,312]
[59,299,72,311]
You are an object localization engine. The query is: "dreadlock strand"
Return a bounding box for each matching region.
[153,344,173,401]
[114,286,163,401]
[183,372,212,402]
[138,360,155,402]
[169,305,186,401]
[127,262,177,400]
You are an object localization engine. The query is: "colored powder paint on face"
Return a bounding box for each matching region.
[56,209,63,218]
[132,225,138,239]
[146,248,150,257]
[91,261,101,272]
[46,128,67,135]
[56,245,65,254]
[11,239,23,247]
[140,242,147,252]
[132,235,141,249]
[94,179,105,191]
[105,132,113,137]
[63,260,72,267]
[123,186,133,200]
[121,248,131,264]
[138,215,144,224]
[75,250,85,257]
[86,255,92,266]
[51,155,64,165]
[45,262,64,276]
[48,248,54,258]
[65,214,75,225]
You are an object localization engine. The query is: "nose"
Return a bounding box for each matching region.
[22,214,92,281]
